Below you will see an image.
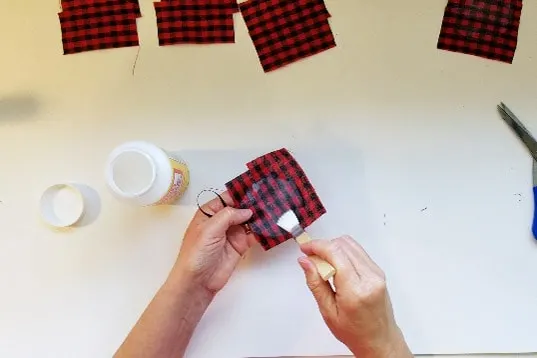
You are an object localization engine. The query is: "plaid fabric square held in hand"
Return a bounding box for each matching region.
[239,0,336,72]
[58,1,140,55]
[155,0,238,45]
[437,0,523,63]
[226,148,326,250]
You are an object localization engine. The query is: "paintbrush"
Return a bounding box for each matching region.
[277,210,336,281]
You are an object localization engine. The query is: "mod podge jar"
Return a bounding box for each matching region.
[106,141,190,206]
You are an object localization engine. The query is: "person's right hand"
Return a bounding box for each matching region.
[299,236,412,358]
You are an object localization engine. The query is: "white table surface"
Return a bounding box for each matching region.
[2,0,537,357]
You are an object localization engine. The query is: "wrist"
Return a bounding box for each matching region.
[165,266,215,305]
[349,328,411,358]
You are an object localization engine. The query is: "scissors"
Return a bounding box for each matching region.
[497,102,537,239]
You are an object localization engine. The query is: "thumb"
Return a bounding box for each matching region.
[205,207,252,236]
[298,257,336,317]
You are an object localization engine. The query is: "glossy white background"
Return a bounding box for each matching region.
[1,0,537,357]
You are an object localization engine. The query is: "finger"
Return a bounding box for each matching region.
[200,191,236,216]
[340,236,385,278]
[300,239,355,276]
[226,225,256,256]
[219,191,235,206]
[204,207,253,237]
[298,257,336,318]
[206,191,235,212]
[201,195,227,216]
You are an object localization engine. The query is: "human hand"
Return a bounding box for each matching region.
[299,236,412,358]
[172,192,254,296]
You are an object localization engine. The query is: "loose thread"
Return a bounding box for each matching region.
[132,46,141,76]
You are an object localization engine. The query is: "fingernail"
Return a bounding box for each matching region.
[238,208,253,218]
[298,257,309,271]
[298,242,311,254]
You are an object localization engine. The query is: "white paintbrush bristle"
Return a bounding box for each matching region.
[277,210,301,234]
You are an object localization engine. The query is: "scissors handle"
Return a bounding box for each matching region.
[531,186,537,240]
[532,161,537,240]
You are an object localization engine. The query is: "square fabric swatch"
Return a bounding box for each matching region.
[59,8,139,54]
[437,0,523,63]
[155,1,235,45]
[154,0,237,45]
[226,148,326,250]
[60,0,141,17]
[156,0,238,14]
[239,0,336,72]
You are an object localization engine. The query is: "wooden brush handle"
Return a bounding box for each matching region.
[296,233,336,281]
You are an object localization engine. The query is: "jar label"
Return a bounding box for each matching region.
[154,158,190,205]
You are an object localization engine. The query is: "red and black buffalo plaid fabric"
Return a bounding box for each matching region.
[155,0,238,45]
[226,148,326,250]
[239,0,336,72]
[437,0,523,63]
[61,0,141,17]
[58,1,140,55]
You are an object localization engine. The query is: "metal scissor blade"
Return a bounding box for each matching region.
[533,160,537,187]
[498,103,537,163]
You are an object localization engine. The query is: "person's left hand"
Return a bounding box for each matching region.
[173,192,254,296]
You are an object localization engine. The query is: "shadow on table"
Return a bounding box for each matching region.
[74,183,102,227]
[0,94,39,122]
